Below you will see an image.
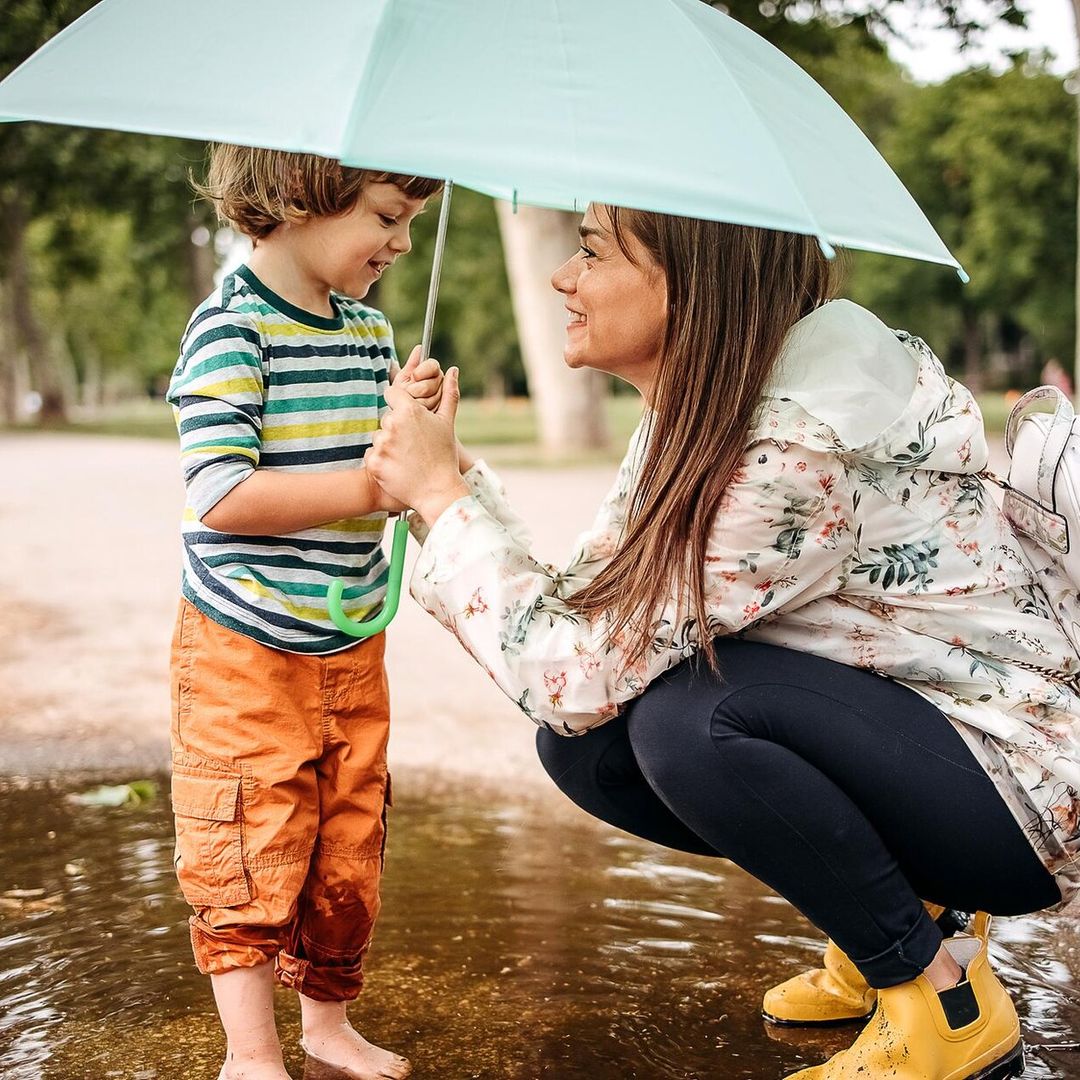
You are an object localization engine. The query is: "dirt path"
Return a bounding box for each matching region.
[0,433,618,790]
[0,432,1011,788]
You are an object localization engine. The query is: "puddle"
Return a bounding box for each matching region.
[1,777,1078,1078]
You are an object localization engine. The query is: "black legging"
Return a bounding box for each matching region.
[536,638,1060,989]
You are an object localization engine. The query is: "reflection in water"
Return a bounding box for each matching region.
[0,778,1077,1079]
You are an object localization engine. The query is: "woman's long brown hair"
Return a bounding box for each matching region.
[565,209,840,675]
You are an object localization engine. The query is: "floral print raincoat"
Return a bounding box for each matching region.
[409,300,1080,904]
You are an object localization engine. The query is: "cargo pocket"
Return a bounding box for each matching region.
[171,764,251,908]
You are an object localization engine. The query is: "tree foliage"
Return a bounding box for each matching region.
[0,0,1071,423]
[845,54,1076,383]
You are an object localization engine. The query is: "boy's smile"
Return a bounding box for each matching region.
[316,182,430,300]
[247,181,433,315]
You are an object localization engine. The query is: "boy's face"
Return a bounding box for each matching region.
[301,182,431,299]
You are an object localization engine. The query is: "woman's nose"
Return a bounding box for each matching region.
[551,254,577,295]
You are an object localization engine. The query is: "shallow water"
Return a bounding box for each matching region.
[1,777,1078,1079]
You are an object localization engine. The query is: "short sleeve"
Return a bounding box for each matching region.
[166,309,264,520]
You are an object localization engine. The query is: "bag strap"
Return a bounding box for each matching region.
[1004,385,1075,508]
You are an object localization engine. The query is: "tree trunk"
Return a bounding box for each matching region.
[962,308,984,394]
[187,211,218,309]
[81,345,103,409]
[0,194,69,423]
[1072,0,1080,403]
[495,202,609,455]
[0,279,19,425]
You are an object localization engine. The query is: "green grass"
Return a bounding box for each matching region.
[0,397,647,466]
[1,391,1010,465]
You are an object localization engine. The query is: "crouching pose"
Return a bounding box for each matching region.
[367,203,1079,1079]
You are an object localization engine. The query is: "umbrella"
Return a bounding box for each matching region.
[0,0,968,636]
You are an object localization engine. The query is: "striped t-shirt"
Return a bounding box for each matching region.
[166,264,395,653]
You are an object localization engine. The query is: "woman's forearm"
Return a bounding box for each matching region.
[414,477,472,528]
[456,440,477,475]
[200,467,387,535]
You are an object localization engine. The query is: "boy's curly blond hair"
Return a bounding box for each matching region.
[194,144,443,240]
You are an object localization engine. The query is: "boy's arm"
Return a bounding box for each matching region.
[201,466,394,535]
[169,310,401,536]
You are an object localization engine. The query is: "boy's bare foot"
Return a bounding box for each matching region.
[300,1026,411,1079]
[217,1052,293,1080]
[211,964,292,1080]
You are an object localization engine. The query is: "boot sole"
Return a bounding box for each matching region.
[761,1006,875,1028]
[964,1040,1025,1080]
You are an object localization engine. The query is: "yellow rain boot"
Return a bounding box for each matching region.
[763,937,878,1026]
[763,903,961,1026]
[784,913,1025,1080]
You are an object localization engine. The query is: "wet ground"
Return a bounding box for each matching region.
[1,775,1078,1080]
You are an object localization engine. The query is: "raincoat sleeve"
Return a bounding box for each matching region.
[409,436,855,734]
[408,459,533,549]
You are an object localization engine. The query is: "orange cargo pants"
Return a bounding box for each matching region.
[168,599,392,1001]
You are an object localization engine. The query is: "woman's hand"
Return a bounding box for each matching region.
[367,366,470,526]
[456,439,476,476]
[363,466,408,514]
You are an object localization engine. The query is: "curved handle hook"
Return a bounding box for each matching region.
[326,516,410,637]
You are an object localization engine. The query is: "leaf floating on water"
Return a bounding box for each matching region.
[67,780,159,807]
[67,785,130,807]
[0,892,64,913]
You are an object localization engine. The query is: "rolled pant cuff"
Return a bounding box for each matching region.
[190,918,279,975]
[851,907,944,990]
[276,950,366,1002]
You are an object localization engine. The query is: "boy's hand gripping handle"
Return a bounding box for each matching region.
[326,514,410,638]
[325,179,454,638]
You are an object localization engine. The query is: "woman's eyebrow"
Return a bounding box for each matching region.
[578,225,606,241]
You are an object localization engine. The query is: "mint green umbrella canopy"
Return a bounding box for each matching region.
[0,0,967,639]
[0,0,964,276]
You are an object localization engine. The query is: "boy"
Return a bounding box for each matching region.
[166,144,443,1080]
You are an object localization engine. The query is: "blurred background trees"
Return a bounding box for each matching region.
[0,0,1074,454]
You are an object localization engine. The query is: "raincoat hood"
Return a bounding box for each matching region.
[767,299,989,475]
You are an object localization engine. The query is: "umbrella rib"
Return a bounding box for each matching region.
[338,0,398,166]
[662,0,831,249]
[550,0,584,209]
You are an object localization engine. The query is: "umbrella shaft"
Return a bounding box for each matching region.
[421,179,454,361]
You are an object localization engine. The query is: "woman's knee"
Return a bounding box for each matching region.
[626,657,723,757]
[535,726,578,788]
[624,643,764,791]
[535,720,642,806]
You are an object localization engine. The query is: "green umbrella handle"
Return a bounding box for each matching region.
[327,515,410,637]
[328,182,452,638]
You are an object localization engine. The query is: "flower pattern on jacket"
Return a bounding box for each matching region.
[410,310,1080,905]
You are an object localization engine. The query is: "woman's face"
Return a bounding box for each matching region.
[550,205,668,398]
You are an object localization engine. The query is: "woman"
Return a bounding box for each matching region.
[366,205,1080,1080]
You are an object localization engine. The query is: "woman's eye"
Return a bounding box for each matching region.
[579,244,597,260]
[379,214,398,227]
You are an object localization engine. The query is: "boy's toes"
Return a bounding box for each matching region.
[301,1029,410,1080]
[379,1056,411,1079]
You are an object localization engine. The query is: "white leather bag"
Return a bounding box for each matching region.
[994,385,1080,655]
